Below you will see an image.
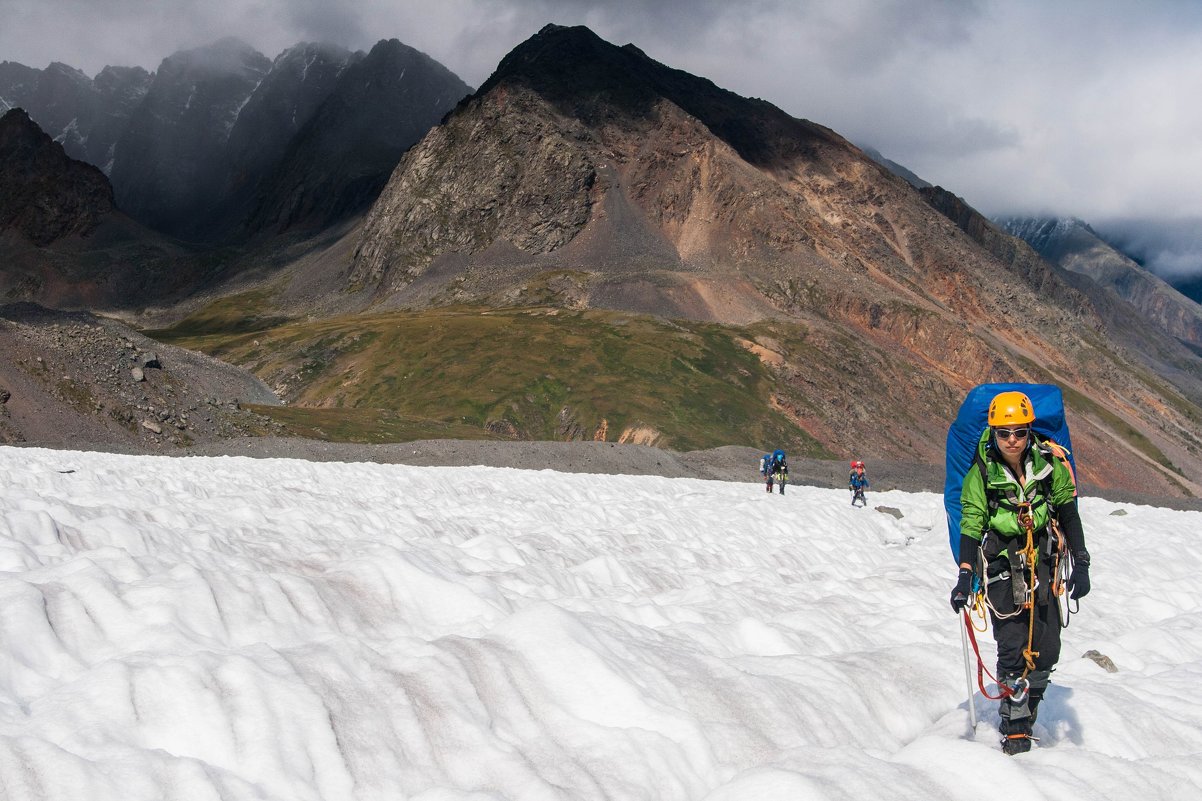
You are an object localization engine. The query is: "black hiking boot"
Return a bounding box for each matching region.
[998,688,1037,755]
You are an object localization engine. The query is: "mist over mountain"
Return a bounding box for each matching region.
[996,215,1202,349]
[242,38,472,237]
[1090,217,1202,303]
[109,38,272,238]
[2,36,470,242]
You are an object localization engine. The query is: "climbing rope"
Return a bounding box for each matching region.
[1016,502,1040,674]
[962,609,1021,700]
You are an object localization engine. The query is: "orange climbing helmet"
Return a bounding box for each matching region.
[988,390,1035,427]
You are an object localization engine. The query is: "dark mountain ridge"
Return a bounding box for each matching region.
[241,38,472,237]
[0,108,114,244]
[0,108,207,308]
[109,38,273,237]
[473,24,842,166]
[4,37,471,243]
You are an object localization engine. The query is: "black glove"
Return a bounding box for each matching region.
[950,567,974,613]
[1068,552,1091,600]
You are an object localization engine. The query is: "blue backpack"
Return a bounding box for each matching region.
[944,383,1077,564]
[772,450,787,473]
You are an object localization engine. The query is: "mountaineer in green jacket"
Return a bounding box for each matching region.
[949,390,1091,755]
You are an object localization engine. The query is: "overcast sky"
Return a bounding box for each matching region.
[1,1,1199,242]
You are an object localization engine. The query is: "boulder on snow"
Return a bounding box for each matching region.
[1082,649,1118,673]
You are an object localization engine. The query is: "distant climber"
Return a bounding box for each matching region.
[764,449,788,494]
[849,460,869,507]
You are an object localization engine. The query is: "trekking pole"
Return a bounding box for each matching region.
[959,612,978,731]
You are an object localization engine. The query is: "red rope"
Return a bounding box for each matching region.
[963,610,1013,700]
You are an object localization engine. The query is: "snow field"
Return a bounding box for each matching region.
[1,447,1201,800]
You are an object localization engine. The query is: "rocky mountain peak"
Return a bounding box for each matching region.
[273,41,357,69]
[474,24,834,168]
[479,24,652,100]
[166,36,268,74]
[43,61,92,86]
[239,37,470,237]
[93,65,154,100]
[345,25,1202,497]
[0,108,114,245]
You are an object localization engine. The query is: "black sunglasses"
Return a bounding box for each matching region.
[994,427,1030,441]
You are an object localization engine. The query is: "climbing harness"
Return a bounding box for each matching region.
[962,500,1062,699]
[961,445,1080,708]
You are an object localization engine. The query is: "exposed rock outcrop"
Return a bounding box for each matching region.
[0,303,281,449]
[0,108,114,244]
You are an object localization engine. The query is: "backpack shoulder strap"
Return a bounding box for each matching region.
[973,451,998,513]
[1032,436,1076,512]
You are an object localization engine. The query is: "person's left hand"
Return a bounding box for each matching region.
[1068,559,1090,600]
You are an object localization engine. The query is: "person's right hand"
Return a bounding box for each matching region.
[950,567,974,613]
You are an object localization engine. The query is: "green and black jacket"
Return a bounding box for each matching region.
[958,429,1085,568]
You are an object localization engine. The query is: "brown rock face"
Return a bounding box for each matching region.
[0,108,115,245]
[346,24,1202,497]
[0,110,211,311]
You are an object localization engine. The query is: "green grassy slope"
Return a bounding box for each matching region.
[148,297,828,454]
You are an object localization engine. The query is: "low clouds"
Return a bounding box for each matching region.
[1096,218,1202,279]
[1,0,1200,229]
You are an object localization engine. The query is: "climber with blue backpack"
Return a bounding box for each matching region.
[946,385,1091,755]
[762,449,788,494]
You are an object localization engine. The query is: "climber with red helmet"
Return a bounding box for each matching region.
[848,460,869,507]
